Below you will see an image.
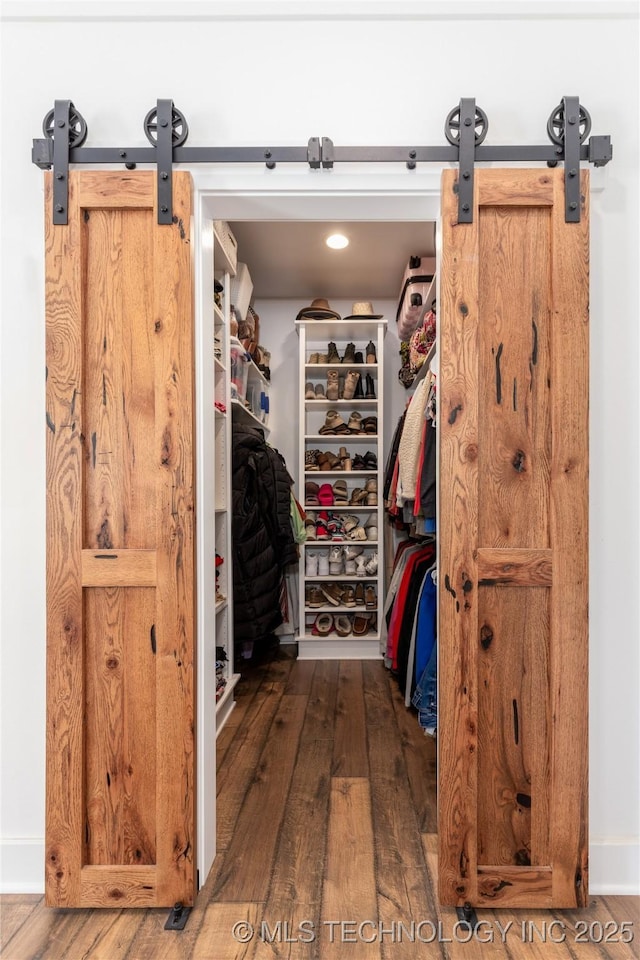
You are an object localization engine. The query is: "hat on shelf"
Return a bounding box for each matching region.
[344,301,383,320]
[296,298,342,321]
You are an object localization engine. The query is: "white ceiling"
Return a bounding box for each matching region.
[228,220,436,300]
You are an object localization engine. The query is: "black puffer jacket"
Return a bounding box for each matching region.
[231,424,296,643]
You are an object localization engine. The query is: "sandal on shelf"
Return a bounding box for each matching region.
[305,449,320,471]
[348,525,367,541]
[363,451,378,470]
[349,487,368,505]
[354,583,366,607]
[318,451,341,471]
[319,409,350,435]
[305,481,320,505]
[364,586,377,609]
[332,479,348,504]
[312,612,334,636]
[361,417,378,434]
[351,454,366,470]
[318,483,335,506]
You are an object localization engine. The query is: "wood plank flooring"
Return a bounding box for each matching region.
[2,649,638,959]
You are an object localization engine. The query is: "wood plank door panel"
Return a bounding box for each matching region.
[45,171,195,907]
[439,169,589,909]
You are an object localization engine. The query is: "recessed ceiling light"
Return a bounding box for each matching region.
[326,233,349,250]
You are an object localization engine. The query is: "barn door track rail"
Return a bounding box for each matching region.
[33,96,612,226]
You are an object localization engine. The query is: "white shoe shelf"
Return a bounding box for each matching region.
[213,226,240,730]
[295,317,387,660]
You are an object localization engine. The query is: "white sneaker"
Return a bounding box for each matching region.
[344,559,357,575]
[329,544,343,576]
[365,553,378,575]
[343,543,364,561]
[318,552,330,576]
[355,556,367,577]
[306,552,318,577]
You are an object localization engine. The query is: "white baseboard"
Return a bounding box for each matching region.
[0,838,44,894]
[589,839,640,895]
[1,838,637,897]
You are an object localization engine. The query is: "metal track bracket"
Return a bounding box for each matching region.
[457,98,477,224]
[52,100,72,225]
[156,99,174,225]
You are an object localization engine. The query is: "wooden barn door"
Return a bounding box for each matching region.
[438,168,589,908]
[45,171,195,907]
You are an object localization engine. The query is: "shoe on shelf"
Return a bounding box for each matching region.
[315,382,326,399]
[365,373,376,399]
[344,559,357,576]
[366,492,378,506]
[365,586,377,609]
[317,451,341,471]
[341,586,356,607]
[342,514,359,533]
[332,478,348,504]
[365,552,378,575]
[347,411,363,433]
[318,483,335,506]
[305,480,320,505]
[343,542,364,561]
[326,369,339,401]
[355,556,368,578]
[318,551,330,576]
[308,352,319,364]
[316,353,329,364]
[351,454,366,470]
[305,511,317,539]
[319,409,350,435]
[312,612,334,635]
[361,416,377,434]
[306,552,319,576]
[366,340,377,364]
[307,586,326,608]
[343,370,360,401]
[305,381,316,399]
[305,449,320,471]
[365,518,378,541]
[354,583,365,607]
[348,525,367,541]
[364,478,377,493]
[342,342,356,364]
[352,613,372,636]
[335,614,352,637]
[354,374,365,400]
[363,451,378,470]
[316,515,329,539]
[327,341,341,364]
[321,582,344,606]
[354,351,364,364]
[329,544,343,575]
[327,515,346,540]
[349,487,367,505]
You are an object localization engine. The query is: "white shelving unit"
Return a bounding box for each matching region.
[295,317,387,659]
[230,356,270,434]
[213,227,240,732]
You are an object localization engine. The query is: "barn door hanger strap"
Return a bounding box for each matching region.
[33,96,613,226]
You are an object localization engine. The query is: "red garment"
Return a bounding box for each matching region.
[387,545,434,670]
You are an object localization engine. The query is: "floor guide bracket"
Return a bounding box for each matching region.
[32,95,613,226]
[456,902,480,931]
[164,901,192,931]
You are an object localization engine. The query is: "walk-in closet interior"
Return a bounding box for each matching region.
[214,218,437,692]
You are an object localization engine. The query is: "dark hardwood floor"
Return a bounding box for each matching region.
[1,648,638,959]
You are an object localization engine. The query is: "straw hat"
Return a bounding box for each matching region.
[296,298,341,321]
[344,301,383,320]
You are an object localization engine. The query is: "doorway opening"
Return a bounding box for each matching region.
[195,180,442,892]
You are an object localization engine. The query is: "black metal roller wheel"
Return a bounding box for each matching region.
[42,105,88,147]
[546,102,591,146]
[444,105,488,146]
[143,105,189,147]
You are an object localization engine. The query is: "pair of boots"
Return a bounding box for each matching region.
[327,369,360,401]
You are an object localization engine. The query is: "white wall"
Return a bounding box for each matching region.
[1,1,638,894]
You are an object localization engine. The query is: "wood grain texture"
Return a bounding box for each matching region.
[548,171,590,907]
[332,660,368,777]
[439,168,589,909]
[477,204,551,550]
[212,695,307,902]
[438,167,480,906]
[45,170,195,908]
[389,671,437,834]
[321,778,380,960]
[45,170,85,907]
[152,172,195,907]
[477,587,550,868]
[81,549,157,586]
[79,865,157,907]
[477,548,552,586]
